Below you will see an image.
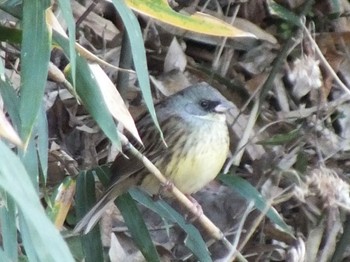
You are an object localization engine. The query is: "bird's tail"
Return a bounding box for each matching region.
[74,185,124,234]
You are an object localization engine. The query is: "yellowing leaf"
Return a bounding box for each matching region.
[49,177,76,229]
[126,0,255,37]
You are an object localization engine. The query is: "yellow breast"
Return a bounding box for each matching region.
[141,120,229,195]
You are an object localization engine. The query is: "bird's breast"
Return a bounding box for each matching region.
[140,120,229,195]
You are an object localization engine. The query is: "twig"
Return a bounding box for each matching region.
[75,0,98,28]
[222,201,255,262]
[224,98,260,171]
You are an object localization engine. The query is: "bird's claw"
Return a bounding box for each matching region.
[152,180,174,200]
[185,195,203,222]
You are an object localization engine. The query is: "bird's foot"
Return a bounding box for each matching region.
[153,180,174,200]
[185,194,203,223]
[161,180,175,192]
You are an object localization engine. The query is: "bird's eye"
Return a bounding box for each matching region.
[200,100,210,109]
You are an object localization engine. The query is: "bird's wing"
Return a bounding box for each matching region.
[109,108,172,184]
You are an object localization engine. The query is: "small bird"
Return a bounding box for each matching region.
[75,83,231,233]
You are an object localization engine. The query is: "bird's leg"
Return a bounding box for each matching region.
[154,182,203,222]
[152,180,174,200]
[185,194,204,222]
[161,180,175,192]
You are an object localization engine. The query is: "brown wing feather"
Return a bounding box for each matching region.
[109,107,178,184]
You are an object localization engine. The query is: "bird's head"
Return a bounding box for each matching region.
[170,83,232,122]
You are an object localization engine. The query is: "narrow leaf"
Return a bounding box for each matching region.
[130,189,212,261]
[19,1,51,146]
[0,78,21,129]
[48,177,76,229]
[111,0,163,140]
[18,136,39,192]
[257,128,300,145]
[56,0,76,86]
[219,174,293,235]
[126,0,254,37]
[267,0,301,26]
[37,106,49,181]
[0,25,22,43]
[75,171,104,262]
[116,193,160,262]
[0,193,17,261]
[0,140,74,262]
[0,249,12,262]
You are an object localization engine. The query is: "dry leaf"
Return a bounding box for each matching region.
[150,69,190,96]
[89,63,141,144]
[164,37,187,73]
[289,55,322,99]
[109,233,128,262]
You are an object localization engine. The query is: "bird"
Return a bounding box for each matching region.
[75,82,232,234]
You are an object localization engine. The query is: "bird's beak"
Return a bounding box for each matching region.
[214,100,233,113]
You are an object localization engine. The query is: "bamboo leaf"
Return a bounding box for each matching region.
[0,140,74,261]
[111,0,163,140]
[220,174,293,235]
[130,189,212,261]
[126,0,254,37]
[56,0,76,86]
[75,171,104,262]
[116,193,160,262]
[0,193,17,261]
[19,1,51,147]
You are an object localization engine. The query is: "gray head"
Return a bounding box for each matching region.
[159,83,231,122]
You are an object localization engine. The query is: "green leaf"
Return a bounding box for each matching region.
[0,78,20,128]
[93,165,112,186]
[19,0,51,146]
[110,0,163,140]
[219,174,293,236]
[0,248,12,262]
[37,106,48,182]
[75,171,104,262]
[257,128,300,145]
[18,135,39,191]
[0,50,4,77]
[0,79,42,188]
[130,189,212,261]
[65,234,84,261]
[0,193,17,261]
[295,151,308,173]
[116,193,161,262]
[0,1,22,18]
[56,0,76,86]
[0,25,22,43]
[0,140,74,262]
[75,55,121,149]
[267,0,301,26]
[19,212,44,261]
